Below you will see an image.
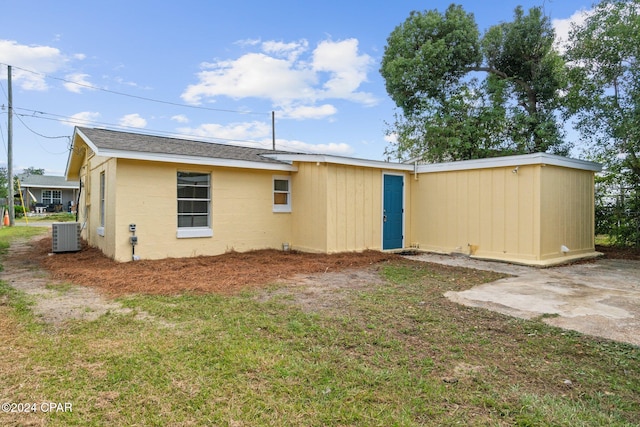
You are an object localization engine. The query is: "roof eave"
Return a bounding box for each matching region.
[262,153,413,171]
[21,183,79,189]
[415,153,602,173]
[65,128,93,180]
[99,148,298,172]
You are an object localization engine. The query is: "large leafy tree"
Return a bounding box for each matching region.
[0,166,42,200]
[380,4,568,162]
[0,167,8,199]
[22,166,45,176]
[565,0,640,246]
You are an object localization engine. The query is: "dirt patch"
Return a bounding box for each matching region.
[596,244,640,261]
[0,236,134,326]
[257,265,389,313]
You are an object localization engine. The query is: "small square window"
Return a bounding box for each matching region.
[273,176,291,212]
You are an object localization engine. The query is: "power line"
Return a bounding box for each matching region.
[1,63,270,117]
[0,63,287,153]
[13,107,275,149]
[13,112,69,140]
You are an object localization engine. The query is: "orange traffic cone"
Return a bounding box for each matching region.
[3,209,9,226]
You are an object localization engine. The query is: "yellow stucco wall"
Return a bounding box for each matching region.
[410,165,542,262]
[539,165,596,260]
[90,159,292,261]
[74,141,119,260]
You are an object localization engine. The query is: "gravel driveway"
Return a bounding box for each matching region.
[407,253,640,347]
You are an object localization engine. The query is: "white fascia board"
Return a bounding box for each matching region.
[262,153,413,171]
[96,148,298,172]
[65,128,91,178]
[416,153,602,173]
[22,184,79,189]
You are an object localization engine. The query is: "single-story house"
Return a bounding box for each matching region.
[19,174,79,213]
[65,127,602,266]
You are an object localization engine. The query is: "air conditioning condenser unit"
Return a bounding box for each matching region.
[52,222,81,253]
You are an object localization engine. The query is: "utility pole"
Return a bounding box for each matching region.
[7,65,14,226]
[272,111,275,150]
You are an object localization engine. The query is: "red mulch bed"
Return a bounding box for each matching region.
[35,237,399,297]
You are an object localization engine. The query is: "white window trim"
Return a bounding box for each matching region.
[177,171,212,237]
[41,189,62,205]
[272,175,291,213]
[177,227,214,239]
[99,171,106,229]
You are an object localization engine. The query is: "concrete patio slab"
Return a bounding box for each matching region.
[406,253,640,347]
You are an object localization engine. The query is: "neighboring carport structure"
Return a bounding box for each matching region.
[409,153,602,266]
[19,174,79,213]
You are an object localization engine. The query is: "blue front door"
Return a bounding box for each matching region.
[383,174,403,250]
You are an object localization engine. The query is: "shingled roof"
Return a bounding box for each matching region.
[76,127,294,165]
[19,175,78,188]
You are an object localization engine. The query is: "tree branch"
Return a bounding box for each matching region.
[470,66,532,99]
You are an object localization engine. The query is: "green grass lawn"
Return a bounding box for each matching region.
[1,230,638,426]
[14,212,76,223]
[0,226,48,264]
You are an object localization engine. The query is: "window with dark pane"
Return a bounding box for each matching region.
[177,172,210,228]
[272,176,291,212]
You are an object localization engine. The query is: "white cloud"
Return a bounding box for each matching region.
[62,111,101,127]
[178,121,270,141]
[262,39,308,61]
[235,38,261,48]
[312,39,376,105]
[181,37,377,114]
[276,139,354,156]
[177,120,354,156]
[171,114,189,123]
[119,113,147,128]
[63,73,94,93]
[384,133,398,144]
[552,8,592,53]
[182,53,315,104]
[280,104,337,120]
[0,39,68,90]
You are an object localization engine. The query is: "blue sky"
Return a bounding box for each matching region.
[1,0,593,175]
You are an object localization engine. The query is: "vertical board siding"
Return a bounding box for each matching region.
[412,165,539,261]
[540,166,595,259]
[291,162,328,252]
[326,165,383,253]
